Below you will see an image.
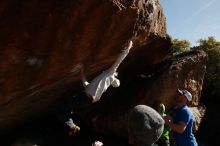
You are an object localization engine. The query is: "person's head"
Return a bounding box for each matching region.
[176,89,192,105]
[128,105,164,146]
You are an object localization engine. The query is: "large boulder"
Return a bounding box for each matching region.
[81,50,207,137]
[0,0,171,133]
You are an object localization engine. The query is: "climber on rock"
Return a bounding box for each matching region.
[80,40,133,103]
[57,40,133,135]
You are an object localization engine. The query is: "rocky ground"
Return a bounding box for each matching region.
[0,114,210,146]
[0,115,129,146]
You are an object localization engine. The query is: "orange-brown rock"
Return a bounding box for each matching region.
[0,0,171,133]
[81,50,207,137]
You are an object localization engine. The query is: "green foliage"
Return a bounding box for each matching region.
[196,36,220,50]
[171,39,191,54]
[192,36,220,98]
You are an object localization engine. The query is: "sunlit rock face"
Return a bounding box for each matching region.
[0,0,171,133]
[82,50,207,137]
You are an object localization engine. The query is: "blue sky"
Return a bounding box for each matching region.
[160,0,220,46]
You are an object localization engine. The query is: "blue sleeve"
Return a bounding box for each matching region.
[179,108,190,124]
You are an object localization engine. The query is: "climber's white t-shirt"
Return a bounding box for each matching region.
[84,71,118,102]
[82,48,130,103]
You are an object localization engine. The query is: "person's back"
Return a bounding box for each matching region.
[170,105,197,146]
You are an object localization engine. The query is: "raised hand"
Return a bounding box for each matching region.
[92,141,103,146]
[127,40,133,50]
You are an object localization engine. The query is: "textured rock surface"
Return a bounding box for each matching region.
[190,106,206,133]
[82,50,207,137]
[0,0,171,133]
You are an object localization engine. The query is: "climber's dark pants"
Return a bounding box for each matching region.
[55,91,92,128]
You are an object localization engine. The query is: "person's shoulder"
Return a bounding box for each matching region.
[180,106,193,115]
[180,105,188,111]
[183,105,192,112]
